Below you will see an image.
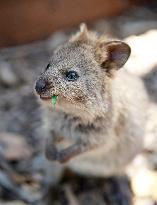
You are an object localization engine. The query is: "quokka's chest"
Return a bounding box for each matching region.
[46,112,86,140]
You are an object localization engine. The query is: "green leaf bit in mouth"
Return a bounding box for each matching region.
[51,95,57,108]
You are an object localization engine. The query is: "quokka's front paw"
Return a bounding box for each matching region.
[45,146,71,163]
[45,137,59,161]
[45,145,58,161]
[57,151,72,163]
[45,137,78,163]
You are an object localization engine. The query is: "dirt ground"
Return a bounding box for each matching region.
[0,4,157,205]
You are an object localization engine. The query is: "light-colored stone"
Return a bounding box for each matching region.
[0,61,18,86]
[131,168,157,199]
[125,30,157,76]
[134,198,155,205]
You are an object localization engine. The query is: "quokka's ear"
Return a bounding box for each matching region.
[95,41,131,71]
[79,23,88,35]
[70,23,97,42]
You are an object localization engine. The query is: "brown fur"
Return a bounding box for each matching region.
[35,24,148,176]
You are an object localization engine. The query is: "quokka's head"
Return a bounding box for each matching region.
[35,24,131,120]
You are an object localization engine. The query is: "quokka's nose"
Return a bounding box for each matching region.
[35,78,47,94]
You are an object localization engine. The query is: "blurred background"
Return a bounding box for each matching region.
[0,0,157,205]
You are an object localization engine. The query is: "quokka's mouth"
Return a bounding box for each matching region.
[40,94,58,101]
[40,95,58,108]
[40,95,51,100]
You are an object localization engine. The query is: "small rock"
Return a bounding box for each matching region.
[131,168,157,199]
[0,132,33,161]
[0,61,18,86]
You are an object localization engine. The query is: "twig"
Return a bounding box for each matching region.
[64,185,80,205]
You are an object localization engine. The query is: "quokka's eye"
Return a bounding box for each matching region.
[45,63,51,71]
[65,70,79,82]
